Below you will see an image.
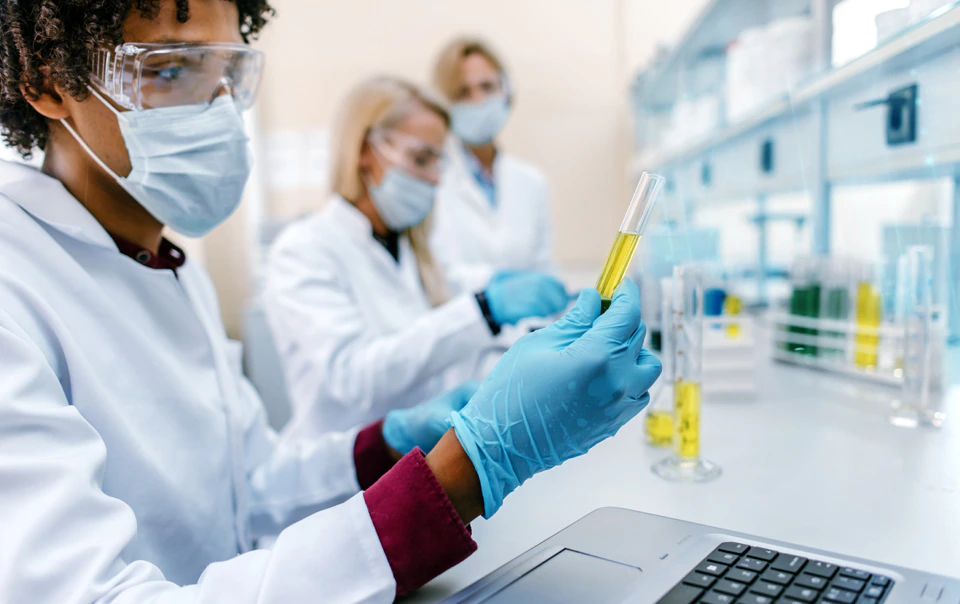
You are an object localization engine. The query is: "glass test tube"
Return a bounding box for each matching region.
[854,263,882,370]
[596,172,666,313]
[821,259,852,361]
[645,277,675,448]
[892,246,944,429]
[723,290,743,339]
[652,265,722,483]
[785,258,820,356]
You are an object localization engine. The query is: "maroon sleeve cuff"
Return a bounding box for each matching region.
[364,448,478,598]
[354,420,397,490]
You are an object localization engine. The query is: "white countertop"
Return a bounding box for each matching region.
[408,344,960,602]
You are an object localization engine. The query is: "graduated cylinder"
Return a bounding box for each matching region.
[652,265,721,483]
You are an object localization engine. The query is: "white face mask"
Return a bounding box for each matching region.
[365,168,436,232]
[60,88,253,238]
[450,94,511,146]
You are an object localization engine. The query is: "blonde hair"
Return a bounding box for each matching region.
[329,76,451,307]
[433,36,507,101]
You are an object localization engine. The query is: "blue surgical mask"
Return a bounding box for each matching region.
[450,94,511,145]
[366,168,436,231]
[61,88,253,238]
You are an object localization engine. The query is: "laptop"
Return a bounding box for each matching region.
[443,507,958,604]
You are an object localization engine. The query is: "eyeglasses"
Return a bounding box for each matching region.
[369,128,446,181]
[90,42,265,111]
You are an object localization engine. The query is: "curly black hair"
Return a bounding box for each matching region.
[0,0,274,157]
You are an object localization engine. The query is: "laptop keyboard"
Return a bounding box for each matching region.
[656,542,895,604]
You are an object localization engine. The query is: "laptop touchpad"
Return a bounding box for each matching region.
[484,549,642,603]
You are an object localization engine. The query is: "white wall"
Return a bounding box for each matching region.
[252,0,709,267]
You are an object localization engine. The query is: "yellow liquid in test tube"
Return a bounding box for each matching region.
[724,294,742,338]
[673,380,701,460]
[645,410,673,447]
[594,171,665,313]
[854,282,881,369]
[596,232,640,313]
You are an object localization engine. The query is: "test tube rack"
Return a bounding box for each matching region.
[767,312,945,389]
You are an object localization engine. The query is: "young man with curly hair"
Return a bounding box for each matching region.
[0,1,661,602]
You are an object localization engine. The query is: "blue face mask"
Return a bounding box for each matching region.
[451,94,511,145]
[366,168,436,232]
[61,88,253,238]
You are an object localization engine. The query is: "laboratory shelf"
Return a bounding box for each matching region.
[632,2,960,176]
[629,0,960,337]
[634,0,810,109]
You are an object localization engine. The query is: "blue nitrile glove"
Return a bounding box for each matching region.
[382,381,481,454]
[451,279,662,518]
[484,270,568,326]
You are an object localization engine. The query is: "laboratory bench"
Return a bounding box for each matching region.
[407,340,960,602]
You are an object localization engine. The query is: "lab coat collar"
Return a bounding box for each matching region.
[326,195,414,274]
[0,159,115,250]
[326,195,377,240]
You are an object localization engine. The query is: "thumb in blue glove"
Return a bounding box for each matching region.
[484,270,568,326]
[451,279,662,518]
[382,380,481,455]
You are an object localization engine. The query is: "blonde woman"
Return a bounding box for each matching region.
[264,76,569,438]
[432,37,558,291]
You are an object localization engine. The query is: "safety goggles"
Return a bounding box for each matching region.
[90,42,264,111]
[369,128,446,181]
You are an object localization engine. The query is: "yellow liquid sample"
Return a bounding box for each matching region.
[724,294,743,338]
[673,380,701,460]
[645,410,673,447]
[596,231,640,313]
[854,282,882,369]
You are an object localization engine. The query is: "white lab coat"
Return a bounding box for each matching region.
[0,161,398,603]
[432,140,557,291]
[263,196,497,437]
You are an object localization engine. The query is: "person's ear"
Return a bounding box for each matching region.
[20,69,70,120]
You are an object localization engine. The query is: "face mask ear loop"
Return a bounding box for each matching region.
[363,137,398,187]
[58,86,126,186]
[86,85,123,118]
[59,119,125,187]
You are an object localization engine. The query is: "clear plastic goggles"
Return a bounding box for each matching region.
[369,128,446,181]
[90,42,264,111]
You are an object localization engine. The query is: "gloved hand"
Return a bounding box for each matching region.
[484,270,568,326]
[382,381,481,454]
[451,279,661,518]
